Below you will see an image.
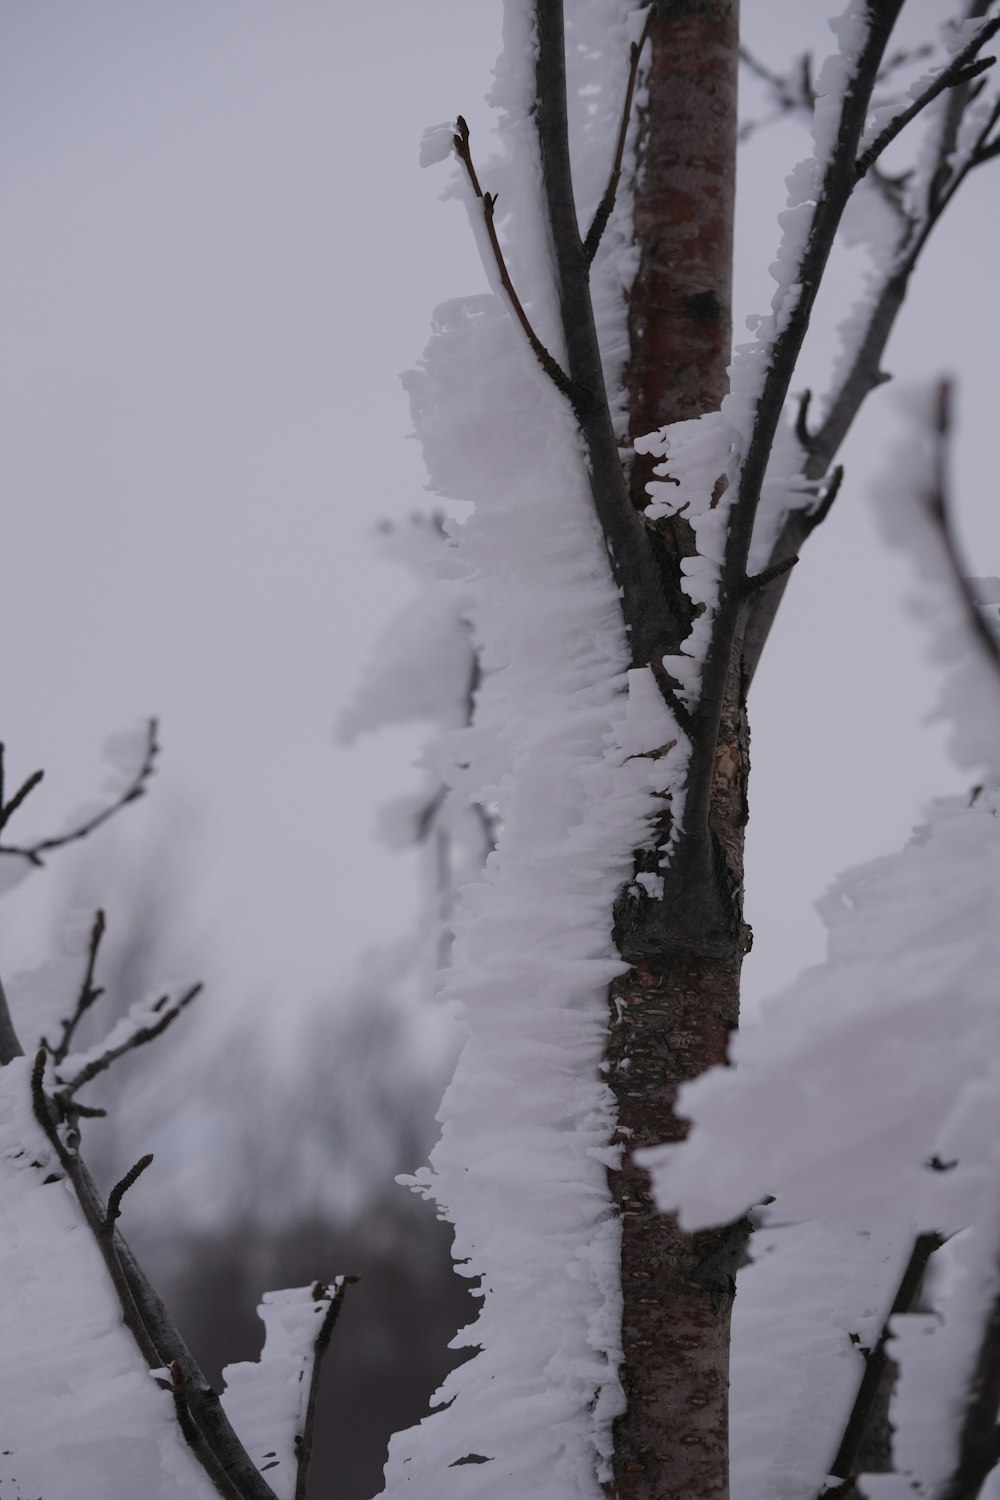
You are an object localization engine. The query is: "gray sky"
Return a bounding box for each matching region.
[1,1,997,1036]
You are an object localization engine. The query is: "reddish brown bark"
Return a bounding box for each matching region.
[626,0,739,513]
[606,6,744,1499]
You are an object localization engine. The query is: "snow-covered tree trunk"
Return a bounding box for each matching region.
[605,6,744,1498]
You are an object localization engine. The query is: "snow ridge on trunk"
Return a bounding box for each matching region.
[380,6,671,1494]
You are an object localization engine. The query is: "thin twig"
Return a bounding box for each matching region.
[451,117,574,399]
[0,767,44,833]
[58,981,203,1098]
[583,5,655,264]
[293,1278,356,1500]
[742,554,799,599]
[795,389,814,449]
[48,909,106,1064]
[803,464,845,537]
[856,17,1000,183]
[0,718,159,868]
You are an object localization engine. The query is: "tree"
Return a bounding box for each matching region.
[375,4,1000,1500]
[2,4,1000,1499]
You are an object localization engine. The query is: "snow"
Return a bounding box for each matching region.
[420,122,456,168]
[378,5,682,1494]
[641,382,1000,1497]
[0,1057,216,1500]
[222,1281,345,1500]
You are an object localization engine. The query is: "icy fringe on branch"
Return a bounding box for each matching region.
[379,4,681,1495]
[639,2,883,704]
[0,730,347,1500]
[643,384,1000,1500]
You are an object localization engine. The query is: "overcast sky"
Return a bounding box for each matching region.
[1,1,997,1045]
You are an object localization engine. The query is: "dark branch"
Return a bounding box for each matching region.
[795,388,813,450]
[532,0,679,668]
[28,1049,278,1499]
[294,1278,356,1500]
[452,116,574,398]
[742,554,799,599]
[803,464,845,537]
[0,766,45,833]
[57,981,203,1098]
[0,718,159,868]
[684,1,906,847]
[648,657,693,735]
[48,909,106,1064]
[855,17,1000,183]
[583,6,655,264]
[745,14,1000,688]
[104,1152,154,1229]
[169,1362,246,1500]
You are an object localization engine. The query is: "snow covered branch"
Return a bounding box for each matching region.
[222,1279,355,1500]
[854,15,1000,181]
[54,980,204,1100]
[744,3,1000,683]
[0,718,159,870]
[451,116,573,398]
[582,4,654,264]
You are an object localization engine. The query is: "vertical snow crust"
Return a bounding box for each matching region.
[380,5,676,1495]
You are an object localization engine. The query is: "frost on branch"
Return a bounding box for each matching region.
[644,383,1000,1499]
[0,1057,216,1500]
[376,5,689,1493]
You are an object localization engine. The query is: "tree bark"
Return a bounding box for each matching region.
[606,6,744,1499]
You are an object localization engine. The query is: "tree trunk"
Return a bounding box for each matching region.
[606,6,744,1499]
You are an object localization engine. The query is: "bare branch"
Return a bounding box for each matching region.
[0,718,159,868]
[47,909,106,1064]
[452,116,574,398]
[795,388,814,450]
[57,981,203,1099]
[856,16,1000,182]
[583,5,655,264]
